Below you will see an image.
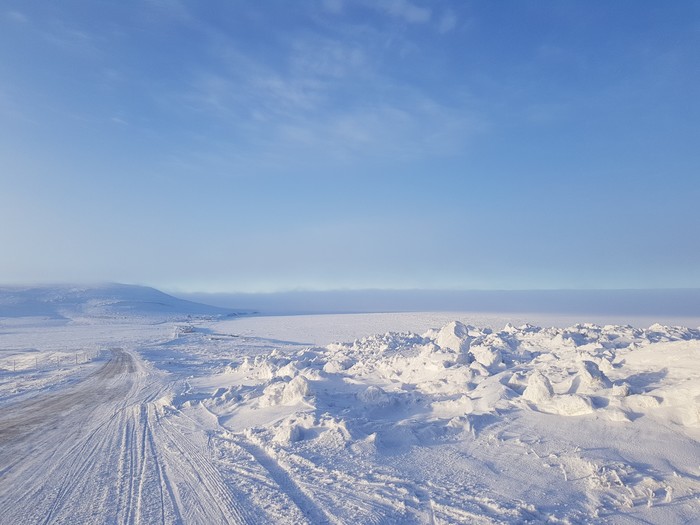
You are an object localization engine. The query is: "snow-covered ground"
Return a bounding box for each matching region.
[1,287,700,524]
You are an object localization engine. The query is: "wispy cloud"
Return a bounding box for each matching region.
[289,36,368,80]
[11,2,478,178]
[320,1,458,38]
[321,0,431,24]
[178,28,372,118]
[41,19,97,52]
[373,0,431,24]
[4,8,101,56]
[271,93,485,161]
[321,0,344,15]
[143,0,193,23]
[438,9,457,34]
[151,8,486,176]
[6,10,28,23]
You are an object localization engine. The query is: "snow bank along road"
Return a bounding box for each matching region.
[2,314,700,524]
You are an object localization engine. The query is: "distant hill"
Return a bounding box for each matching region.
[0,283,237,320]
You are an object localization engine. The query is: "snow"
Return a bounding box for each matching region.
[0,283,234,319]
[1,286,700,523]
[522,370,555,404]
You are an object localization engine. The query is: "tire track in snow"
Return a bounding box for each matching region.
[122,410,139,525]
[234,435,338,525]
[0,349,252,525]
[0,349,142,524]
[154,408,255,524]
[135,405,160,524]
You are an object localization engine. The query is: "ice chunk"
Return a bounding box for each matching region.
[435,321,472,354]
[553,394,593,416]
[578,360,612,389]
[469,344,502,369]
[282,375,311,404]
[523,371,554,403]
[358,385,390,406]
[261,376,311,406]
[273,424,302,443]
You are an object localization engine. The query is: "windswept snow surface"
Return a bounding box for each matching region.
[2,304,700,523]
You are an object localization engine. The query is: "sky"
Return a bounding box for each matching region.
[1,1,698,293]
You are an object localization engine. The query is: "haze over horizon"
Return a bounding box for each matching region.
[2,1,698,293]
[2,281,699,322]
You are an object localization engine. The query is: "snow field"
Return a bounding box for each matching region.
[2,310,700,523]
[164,318,700,523]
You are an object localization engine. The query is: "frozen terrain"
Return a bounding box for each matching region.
[1,286,700,524]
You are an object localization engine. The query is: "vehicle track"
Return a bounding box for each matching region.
[0,349,251,525]
[234,436,336,525]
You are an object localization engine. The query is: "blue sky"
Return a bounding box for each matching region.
[1,1,698,293]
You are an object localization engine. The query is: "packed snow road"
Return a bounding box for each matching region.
[0,349,136,445]
[0,349,254,525]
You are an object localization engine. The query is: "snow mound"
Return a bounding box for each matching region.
[469,339,503,370]
[358,385,391,406]
[578,360,613,390]
[523,371,555,403]
[435,320,473,353]
[552,394,594,416]
[260,376,312,407]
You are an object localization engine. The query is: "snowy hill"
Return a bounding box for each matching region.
[0,283,236,319]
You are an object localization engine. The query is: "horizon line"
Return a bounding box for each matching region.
[2,282,700,295]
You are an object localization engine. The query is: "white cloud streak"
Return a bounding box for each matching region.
[373,0,431,24]
[169,27,483,173]
[6,10,28,23]
[51,1,480,177]
[322,0,344,15]
[438,10,457,33]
